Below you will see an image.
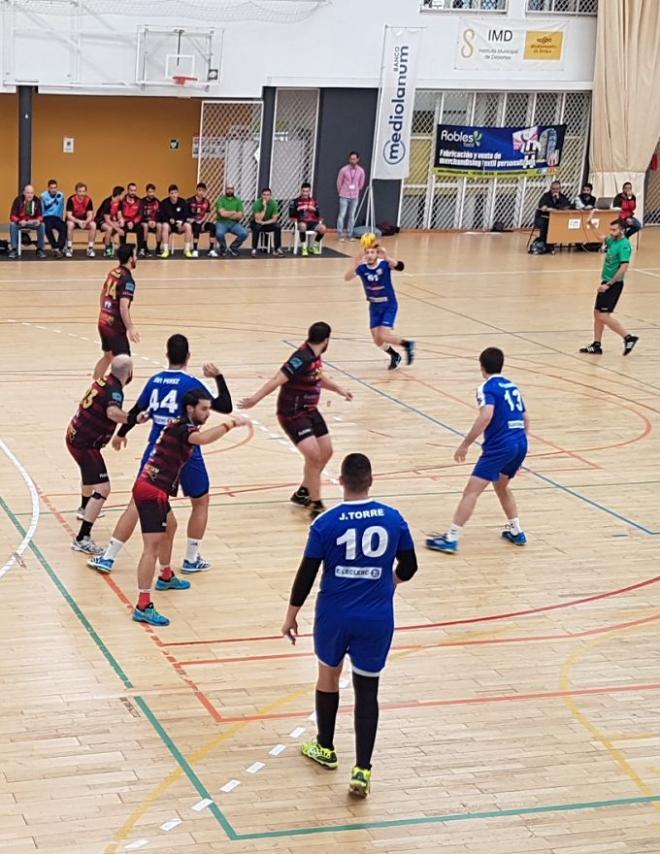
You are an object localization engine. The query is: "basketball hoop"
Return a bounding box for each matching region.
[172,75,197,87]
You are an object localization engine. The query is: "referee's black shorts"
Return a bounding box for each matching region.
[595,281,623,313]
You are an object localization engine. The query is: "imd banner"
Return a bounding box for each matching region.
[434,124,567,178]
[456,18,566,71]
[371,26,423,180]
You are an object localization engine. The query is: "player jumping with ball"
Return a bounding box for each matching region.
[345,234,415,370]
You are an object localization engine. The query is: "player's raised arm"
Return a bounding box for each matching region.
[188,413,249,446]
[239,370,289,409]
[344,255,363,282]
[202,363,233,413]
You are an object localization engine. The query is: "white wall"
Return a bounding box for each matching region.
[0,0,596,97]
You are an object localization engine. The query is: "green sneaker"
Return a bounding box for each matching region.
[301,739,337,769]
[312,242,321,255]
[348,766,372,798]
[301,244,309,257]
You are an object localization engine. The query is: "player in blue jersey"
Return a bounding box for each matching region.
[281,453,418,798]
[426,347,529,554]
[345,244,415,370]
[88,333,235,576]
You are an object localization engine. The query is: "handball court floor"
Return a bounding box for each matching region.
[2,231,660,854]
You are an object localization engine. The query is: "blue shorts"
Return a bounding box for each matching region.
[139,444,209,498]
[314,607,394,676]
[472,435,528,482]
[369,301,398,329]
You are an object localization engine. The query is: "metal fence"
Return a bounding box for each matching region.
[197,100,263,209]
[400,89,591,230]
[527,0,598,14]
[420,0,507,11]
[645,144,660,225]
[270,88,320,228]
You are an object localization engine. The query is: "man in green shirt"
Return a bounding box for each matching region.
[214,183,247,256]
[250,187,284,257]
[580,219,638,356]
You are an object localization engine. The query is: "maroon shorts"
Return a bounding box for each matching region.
[277,410,329,445]
[133,479,171,534]
[98,324,131,356]
[66,441,108,486]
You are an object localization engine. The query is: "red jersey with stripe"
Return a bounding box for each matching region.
[98,266,136,334]
[277,344,323,419]
[142,196,160,222]
[138,418,198,496]
[66,375,124,449]
[66,194,93,219]
[121,194,142,223]
[187,195,211,223]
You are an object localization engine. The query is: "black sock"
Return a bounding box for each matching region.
[386,347,398,358]
[316,689,339,750]
[353,672,379,770]
[295,486,309,497]
[80,495,90,511]
[77,520,93,541]
[315,232,323,242]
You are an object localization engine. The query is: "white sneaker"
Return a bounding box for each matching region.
[65,248,73,258]
[182,556,212,573]
[71,536,104,556]
[86,247,96,257]
[76,507,105,521]
[191,249,199,258]
[208,249,218,258]
[338,236,345,242]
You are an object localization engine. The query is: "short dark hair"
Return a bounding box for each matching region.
[349,151,360,159]
[48,178,58,186]
[551,180,561,187]
[167,334,190,365]
[168,184,179,193]
[583,182,593,190]
[146,183,156,191]
[623,181,632,188]
[479,347,504,375]
[75,182,87,191]
[127,181,137,189]
[301,182,311,190]
[182,388,211,412]
[112,185,125,197]
[610,218,624,229]
[116,244,135,265]
[341,453,372,492]
[308,321,331,344]
[196,182,207,190]
[261,187,272,194]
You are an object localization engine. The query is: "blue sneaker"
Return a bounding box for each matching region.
[425,534,459,554]
[156,574,191,591]
[181,556,211,574]
[133,603,170,626]
[87,555,114,573]
[502,529,527,546]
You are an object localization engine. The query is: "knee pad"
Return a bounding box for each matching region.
[91,491,107,503]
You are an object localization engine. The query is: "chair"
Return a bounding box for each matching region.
[17,226,38,257]
[292,226,324,256]
[257,229,274,254]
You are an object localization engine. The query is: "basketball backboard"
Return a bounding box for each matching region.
[135,26,221,89]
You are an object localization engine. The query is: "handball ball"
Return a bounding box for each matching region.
[360,232,377,249]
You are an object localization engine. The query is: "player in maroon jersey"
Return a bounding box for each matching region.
[93,244,140,380]
[140,183,162,257]
[187,182,217,257]
[66,355,139,555]
[65,182,97,257]
[120,182,143,251]
[132,388,250,626]
[239,322,353,519]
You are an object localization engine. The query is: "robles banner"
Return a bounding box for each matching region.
[371,26,423,180]
[434,123,567,178]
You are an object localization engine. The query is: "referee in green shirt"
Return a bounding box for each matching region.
[250,188,284,256]
[580,218,638,356]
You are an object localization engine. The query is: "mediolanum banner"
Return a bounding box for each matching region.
[371,26,423,181]
[434,124,567,178]
[455,19,566,71]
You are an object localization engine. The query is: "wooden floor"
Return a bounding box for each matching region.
[2,231,660,853]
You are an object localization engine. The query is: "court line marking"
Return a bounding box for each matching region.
[0,439,40,579]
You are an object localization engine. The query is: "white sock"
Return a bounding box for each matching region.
[446,523,462,543]
[508,517,522,534]
[88,241,94,248]
[185,538,200,563]
[104,537,125,560]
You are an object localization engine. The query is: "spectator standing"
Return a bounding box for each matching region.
[613,182,642,238]
[66,182,97,257]
[336,152,366,241]
[214,183,247,257]
[534,180,571,250]
[159,185,193,259]
[96,186,126,258]
[9,184,46,259]
[574,183,597,210]
[251,188,284,257]
[121,183,143,250]
[40,179,66,257]
[140,183,161,257]
[290,182,326,256]
[187,182,217,258]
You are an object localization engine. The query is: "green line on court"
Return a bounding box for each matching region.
[0,494,237,841]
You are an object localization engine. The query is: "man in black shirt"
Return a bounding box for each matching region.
[534,180,571,248]
[158,184,193,258]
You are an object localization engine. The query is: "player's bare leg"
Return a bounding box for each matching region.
[160,223,171,257]
[157,512,177,574]
[297,435,328,517]
[493,475,527,546]
[89,499,139,573]
[427,475,490,555]
[182,494,212,571]
[72,480,110,555]
[134,531,169,625]
[93,351,112,381]
[183,223,193,256]
[371,326,415,369]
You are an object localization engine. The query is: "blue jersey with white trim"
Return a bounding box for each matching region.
[477,374,527,452]
[356,260,397,304]
[136,370,210,448]
[304,500,414,617]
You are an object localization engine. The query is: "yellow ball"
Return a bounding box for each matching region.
[360,232,376,249]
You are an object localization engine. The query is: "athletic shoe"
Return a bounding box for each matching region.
[208,249,219,258]
[182,556,212,573]
[184,250,194,259]
[87,555,114,573]
[71,536,104,556]
[348,767,372,798]
[349,237,357,242]
[290,489,310,507]
[76,507,105,521]
[403,340,416,366]
[53,249,63,259]
[138,248,147,258]
[229,248,240,257]
[103,246,113,257]
[301,245,309,257]
[301,740,338,770]
[64,248,73,258]
[502,529,527,546]
[251,249,257,257]
[8,250,17,259]
[275,248,284,257]
[388,351,402,371]
[338,236,345,242]
[425,534,459,554]
[155,574,191,591]
[86,247,96,258]
[623,335,639,356]
[132,603,170,627]
[160,248,170,259]
[191,249,199,258]
[312,243,322,255]
[309,501,326,520]
[36,249,47,259]
[579,342,602,354]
